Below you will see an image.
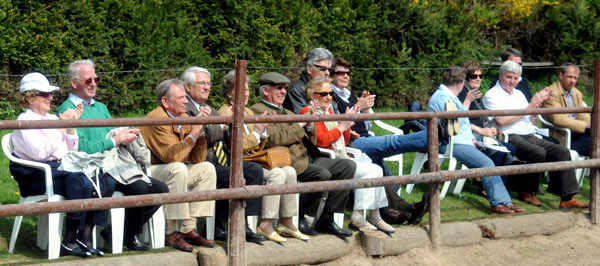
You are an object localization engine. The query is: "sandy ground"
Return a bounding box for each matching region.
[317,215,600,266]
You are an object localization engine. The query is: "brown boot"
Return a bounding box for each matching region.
[559,198,589,210]
[165,232,193,252]
[518,192,541,206]
[181,228,215,248]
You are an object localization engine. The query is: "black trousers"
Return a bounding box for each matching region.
[297,157,355,216]
[214,162,264,221]
[9,160,115,230]
[115,177,169,238]
[507,134,579,196]
[571,129,591,157]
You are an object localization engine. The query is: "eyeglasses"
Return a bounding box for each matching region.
[312,64,333,73]
[192,81,212,87]
[334,70,351,77]
[467,74,483,80]
[76,77,100,85]
[313,91,335,97]
[36,91,54,98]
[272,85,287,90]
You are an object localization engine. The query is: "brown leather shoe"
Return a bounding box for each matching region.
[505,203,525,213]
[518,191,541,206]
[181,228,215,248]
[559,198,589,210]
[491,204,515,214]
[165,232,193,252]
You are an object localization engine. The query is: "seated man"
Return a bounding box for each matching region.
[140,79,217,252]
[542,63,590,156]
[58,59,169,251]
[182,66,266,243]
[428,66,524,214]
[483,60,588,210]
[251,72,355,237]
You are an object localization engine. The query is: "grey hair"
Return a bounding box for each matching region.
[259,84,271,98]
[221,69,250,98]
[181,66,211,83]
[156,79,186,106]
[442,66,466,86]
[560,62,580,74]
[67,59,95,79]
[304,48,334,68]
[499,60,522,76]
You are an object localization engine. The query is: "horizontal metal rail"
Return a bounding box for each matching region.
[1,159,598,218]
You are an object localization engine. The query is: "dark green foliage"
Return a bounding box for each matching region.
[0,0,599,118]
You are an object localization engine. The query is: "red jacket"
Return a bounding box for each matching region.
[300,106,351,149]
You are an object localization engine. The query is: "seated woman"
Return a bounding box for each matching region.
[427,66,524,214]
[9,73,115,258]
[218,70,308,242]
[300,76,395,233]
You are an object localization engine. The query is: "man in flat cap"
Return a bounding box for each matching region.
[251,72,356,237]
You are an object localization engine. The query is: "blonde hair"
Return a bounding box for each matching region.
[19,90,39,107]
[305,76,333,100]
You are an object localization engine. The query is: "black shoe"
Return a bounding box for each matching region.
[214,225,228,241]
[100,226,112,248]
[76,239,104,257]
[61,243,92,258]
[245,226,266,243]
[315,219,352,237]
[298,219,318,236]
[380,207,412,225]
[124,235,150,251]
[407,194,429,225]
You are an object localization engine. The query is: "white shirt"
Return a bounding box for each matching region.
[483,82,536,135]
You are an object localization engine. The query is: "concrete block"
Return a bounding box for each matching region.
[475,211,578,239]
[359,226,429,257]
[439,222,483,247]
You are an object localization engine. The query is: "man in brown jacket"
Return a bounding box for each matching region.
[140,79,217,252]
[251,72,356,237]
[542,63,591,156]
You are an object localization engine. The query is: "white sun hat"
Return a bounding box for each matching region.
[19,72,60,93]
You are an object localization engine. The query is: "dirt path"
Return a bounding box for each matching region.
[317,215,600,266]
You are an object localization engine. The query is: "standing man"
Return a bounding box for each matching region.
[483,60,588,210]
[58,59,169,251]
[542,63,590,156]
[252,72,355,237]
[182,67,266,243]
[283,47,334,114]
[140,79,217,252]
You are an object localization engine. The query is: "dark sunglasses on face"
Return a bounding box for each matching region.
[76,77,100,85]
[36,91,54,98]
[312,64,333,73]
[313,91,335,97]
[334,70,351,77]
[467,74,483,80]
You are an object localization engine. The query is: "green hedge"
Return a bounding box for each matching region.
[1,0,599,119]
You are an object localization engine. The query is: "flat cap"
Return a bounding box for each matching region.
[259,72,291,86]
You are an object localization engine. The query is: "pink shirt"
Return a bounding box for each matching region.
[11,109,79,161]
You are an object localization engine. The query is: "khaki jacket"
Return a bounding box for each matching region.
[217,102,266,155]
[542,81,590,143]
[140,106,208,164]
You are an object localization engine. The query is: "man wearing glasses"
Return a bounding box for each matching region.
[182,66,266,243]
[58,59,170,251]
[283,47,334,114]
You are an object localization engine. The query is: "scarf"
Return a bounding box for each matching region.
[318,105,349,159]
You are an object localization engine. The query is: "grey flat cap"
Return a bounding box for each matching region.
[259,72,291,85]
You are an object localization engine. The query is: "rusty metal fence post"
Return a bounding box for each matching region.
[427,118,441,249]
[590,60,600,224]
[228,60,247,265]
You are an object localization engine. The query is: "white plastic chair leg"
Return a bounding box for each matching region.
[37,214,48,250]
[334,213,344,228]
[150,206,165,248]
[206,216,215,241]
[47,212,62,259]
[8,215,23,254]
[407,152,428,194]
[111,208,125,254]
[247,216,258,233]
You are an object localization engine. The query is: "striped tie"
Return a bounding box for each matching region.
[213,141,228,166]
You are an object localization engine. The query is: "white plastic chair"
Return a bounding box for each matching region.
[539,115,589,186]
[372,119,404,176]
[3,133,65,260]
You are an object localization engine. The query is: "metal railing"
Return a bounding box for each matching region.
[0,60,599,265]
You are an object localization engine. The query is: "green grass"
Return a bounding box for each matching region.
[0,106,593,264]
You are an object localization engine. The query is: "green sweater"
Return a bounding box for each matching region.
[57,99,115,154]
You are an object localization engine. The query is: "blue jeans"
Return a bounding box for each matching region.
[352,130,429,160]
[452,144,512,207]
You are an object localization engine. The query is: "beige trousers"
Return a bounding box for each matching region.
[261,166,297,219]
[151,162,216,220]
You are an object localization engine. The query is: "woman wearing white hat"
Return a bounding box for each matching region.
[9,72,115,258]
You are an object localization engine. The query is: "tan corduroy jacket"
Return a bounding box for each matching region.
[542,80,590,143]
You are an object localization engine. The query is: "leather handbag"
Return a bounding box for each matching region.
[243,146,292,169]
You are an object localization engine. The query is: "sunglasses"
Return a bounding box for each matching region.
[313,91,335,97]
[36,91,54,98]
[76,77,100,85]
[334,70,351,77]
[467,74,483,79]
[312,64,333,72]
